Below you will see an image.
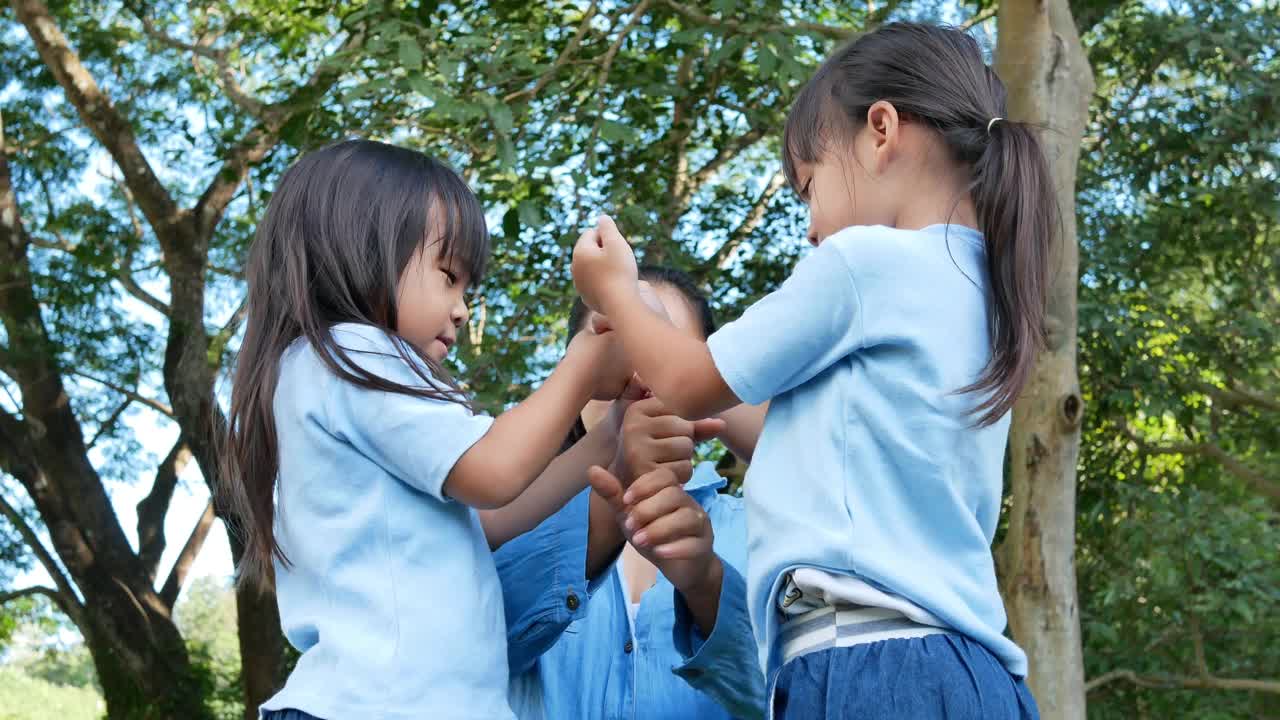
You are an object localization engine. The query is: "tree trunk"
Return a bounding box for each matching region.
[995,2,1095,719]
[226,530,290,719]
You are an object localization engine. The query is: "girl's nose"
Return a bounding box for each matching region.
[806,221,820,247]
[452,299,469,327]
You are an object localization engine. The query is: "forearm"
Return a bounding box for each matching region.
[716,402,768,463]
[675,556,725,637]
[584,488,626,579]
[446,354,593,509]
[481,424,615,549]
[602,289,735,420]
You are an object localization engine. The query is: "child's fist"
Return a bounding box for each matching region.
[572,214,638,313]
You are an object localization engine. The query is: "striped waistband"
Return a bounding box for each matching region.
[778,605,953,665]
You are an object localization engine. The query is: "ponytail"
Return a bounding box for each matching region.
[963,120,1058,426]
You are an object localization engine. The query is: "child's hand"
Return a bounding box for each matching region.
[588,465,720,595]
[611,397,725,488]
[572,215,638,314]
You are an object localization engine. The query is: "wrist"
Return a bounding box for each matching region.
[597,280,639,318]
[674,553,723,598]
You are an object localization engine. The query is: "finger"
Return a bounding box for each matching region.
[589,312,613,334]
[625,485,688,531]
[629,395,668,419]
[653,537,708,560]
[691,417,727,442]
[587,466,626,513]
[650,435,695,461]
[632,504,707,548]
[623,467,684,506]
[657,459,694,486]
[619,373,649,401]
[575,227,600,252]
[596,214,628,248]
[626,413,694,443]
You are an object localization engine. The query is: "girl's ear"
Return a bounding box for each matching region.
[864,100,901,173]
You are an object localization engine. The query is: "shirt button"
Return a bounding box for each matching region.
[565,592,580,611]
[624,640,634,654]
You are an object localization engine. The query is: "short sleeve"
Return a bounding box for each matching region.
[706,239,863,404]
[322,325,494,501]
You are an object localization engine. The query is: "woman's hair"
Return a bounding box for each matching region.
[561,266,715,449]
[782,22,1057,426]
[221,139,489,588]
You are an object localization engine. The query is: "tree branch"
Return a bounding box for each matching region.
[119,245,171,316]
[159,498,215,607]
[85,399,131,451]
[131,10,267,118]
[663,0,857,40]
[137,438,192,581]
[0,490,84,624]
[1122,426,1280,505]
[709,169,785,270]
[1086,669,1280,695]
[193,28,365,240]
[0,585,63,606]
[676,126,766,210]
[504,1,600,102]
[12,0,181,235]
[70,371,174,418]
[664,51,698,221]
[960,5,998,30]
[209,296,248,362]
[1195,381,1280,414]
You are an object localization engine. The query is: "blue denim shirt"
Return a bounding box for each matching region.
[496,463,765,719]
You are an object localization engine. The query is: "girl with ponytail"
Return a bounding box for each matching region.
[570,22,1051,719]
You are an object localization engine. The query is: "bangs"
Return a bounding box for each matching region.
[426,167,490,284]
[782,63,843,194]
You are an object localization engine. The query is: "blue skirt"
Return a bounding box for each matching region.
[771,634,1039,720]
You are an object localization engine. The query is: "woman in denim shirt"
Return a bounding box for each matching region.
[496,267,767,719]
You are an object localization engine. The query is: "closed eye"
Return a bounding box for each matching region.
[800,178,812,201]
[442,270,458,287]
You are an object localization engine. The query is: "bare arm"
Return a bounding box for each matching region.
[716,401,768,463]
[446,331,623,511]
[480,409,619,550]
[573,216,740,420]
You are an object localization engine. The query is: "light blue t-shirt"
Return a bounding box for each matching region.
[260,323,513,720]
[705,224,1026,682]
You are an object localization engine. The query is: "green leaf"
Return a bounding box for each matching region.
[598,119,638,143]
[399,39,424,71]
[489,103,514,135]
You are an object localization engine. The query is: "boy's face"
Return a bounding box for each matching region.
[396,243,471,361]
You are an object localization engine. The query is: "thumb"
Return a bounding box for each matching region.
[619,373,649,402]
[692,417,727,442]
[587,465,626,512]
[589,312,613,334]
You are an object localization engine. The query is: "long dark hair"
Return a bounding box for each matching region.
[561,266,716,449]
[221,139,489,588]
[782,22,1057,426]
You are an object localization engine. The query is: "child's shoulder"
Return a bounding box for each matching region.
[821,224,983,283]
[280,323,426,388]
